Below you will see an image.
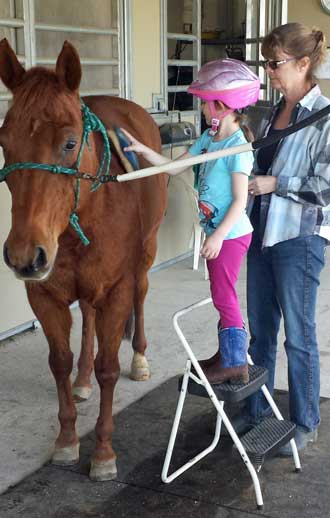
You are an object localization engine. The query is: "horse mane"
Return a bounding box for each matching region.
[8,67,81,128]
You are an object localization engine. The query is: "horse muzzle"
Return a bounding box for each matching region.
[3,243,51,281]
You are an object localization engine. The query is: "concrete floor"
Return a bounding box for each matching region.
[0,252,329,506]
[1,385,330,518]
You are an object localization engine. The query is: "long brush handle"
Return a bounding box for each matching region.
[116,104,330,183]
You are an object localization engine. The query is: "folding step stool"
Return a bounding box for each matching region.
[161,297,302,510]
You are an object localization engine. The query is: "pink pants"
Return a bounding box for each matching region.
[207,233,252,328]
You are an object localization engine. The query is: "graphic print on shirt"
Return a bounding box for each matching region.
[197,150,219,231]
[198,200,219,230]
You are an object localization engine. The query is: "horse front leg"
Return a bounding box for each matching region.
[90,279,134,481]
[130,239,157,381]
[72,300,95,402]
[26,286,79,465]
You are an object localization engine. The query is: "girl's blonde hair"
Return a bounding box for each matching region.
[234,112,254,142]
[261,23,326,81]
[213,100,254,142]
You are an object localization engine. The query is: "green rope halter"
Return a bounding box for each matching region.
[0,102,112,246]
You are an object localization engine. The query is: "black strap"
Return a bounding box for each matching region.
[252,104,330,150]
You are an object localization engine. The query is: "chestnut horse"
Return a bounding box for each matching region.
[0,39,167,480]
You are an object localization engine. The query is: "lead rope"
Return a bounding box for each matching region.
[69,177,90,246]
[69,102,112,245]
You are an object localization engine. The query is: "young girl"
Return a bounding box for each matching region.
[123,58,260,385]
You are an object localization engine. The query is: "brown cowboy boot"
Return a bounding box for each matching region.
[196,350,220,369]
[194,321,222,369]
[203,327,249,385]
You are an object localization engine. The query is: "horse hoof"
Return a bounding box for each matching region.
[89,458,117,481]
[72,385,92,402]
[52,443,80,465]
[130,352,150,381]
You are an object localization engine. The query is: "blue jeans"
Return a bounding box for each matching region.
[245,232,327,432]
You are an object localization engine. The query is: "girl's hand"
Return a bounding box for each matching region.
[121,127,173,168]
[249,176,277,196]
[201,234,223,260]
[120,128,149,154]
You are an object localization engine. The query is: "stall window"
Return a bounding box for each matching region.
[245,0,288,102]
[165,0,201,133]
[0,0,125,119]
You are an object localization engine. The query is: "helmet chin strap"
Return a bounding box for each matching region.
[208,101,233,136]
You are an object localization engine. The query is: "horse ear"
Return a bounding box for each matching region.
[0,38,26,92]
[56,41,82,92]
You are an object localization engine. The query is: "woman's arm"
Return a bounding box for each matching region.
[248,156,330,206]
[249,118,330,206]
[201,172,249,260]
[276,170,330,207]
[121,128,192,176]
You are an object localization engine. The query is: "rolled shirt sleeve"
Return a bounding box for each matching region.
[275,119,330,208]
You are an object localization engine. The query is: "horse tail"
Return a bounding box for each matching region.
[124,310,134,340]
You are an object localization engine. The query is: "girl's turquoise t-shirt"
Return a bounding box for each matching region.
[189,129,253,239]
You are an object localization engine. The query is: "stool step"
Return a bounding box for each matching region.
[240,417,296,465]
[179,364,268,403]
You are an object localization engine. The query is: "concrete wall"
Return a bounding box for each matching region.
[131,0,161,109]
[128,0,197,266]
[0,157,35,334]
[288,0,330,96]
[154,146,196,265]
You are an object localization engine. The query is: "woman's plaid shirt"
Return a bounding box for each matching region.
[250,85,330,247]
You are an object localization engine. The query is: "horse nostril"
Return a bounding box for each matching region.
[3,243,49,278]
[33,246,48,271]
[3,244,11,267]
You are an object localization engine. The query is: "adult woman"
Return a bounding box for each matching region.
[238,23,330,455]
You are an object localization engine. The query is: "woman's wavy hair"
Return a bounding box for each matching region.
[261,22,326,82]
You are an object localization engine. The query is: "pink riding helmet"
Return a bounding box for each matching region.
[188,58,260,134]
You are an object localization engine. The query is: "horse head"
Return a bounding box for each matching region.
[0,39,95,280]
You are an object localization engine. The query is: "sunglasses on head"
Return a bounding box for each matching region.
[261,57,296,70]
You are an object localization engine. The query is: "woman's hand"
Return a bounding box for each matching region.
[201,234,223,260]
[248,176,277,196]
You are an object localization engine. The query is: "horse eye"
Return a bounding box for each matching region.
[64,139,77,151]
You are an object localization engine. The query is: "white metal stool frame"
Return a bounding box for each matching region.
[178,177,209,280]
[161,297,301,509]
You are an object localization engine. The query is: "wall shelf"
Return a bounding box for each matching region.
[201,37,245,45]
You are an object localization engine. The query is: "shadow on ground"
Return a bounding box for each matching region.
[1,377,329,518]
